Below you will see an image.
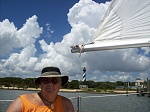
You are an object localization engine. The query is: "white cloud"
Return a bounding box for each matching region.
[0,0,150,82]
[139,73,149,80]
[68,0,110,28]
[0,15,42,78]
[0,15,42,56]
[110,73,134,82]
[0,19,18,55]
[1,44,38,77]
[42,23,54,38]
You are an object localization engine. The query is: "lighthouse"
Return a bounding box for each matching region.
[82,66,86,81]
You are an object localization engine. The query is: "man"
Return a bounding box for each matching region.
[6,66,74,112]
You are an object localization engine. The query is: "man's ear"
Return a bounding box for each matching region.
[60,82,62,86]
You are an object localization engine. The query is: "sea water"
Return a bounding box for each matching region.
[0,89,150,112]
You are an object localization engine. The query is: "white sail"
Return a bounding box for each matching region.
[71,0,150,53]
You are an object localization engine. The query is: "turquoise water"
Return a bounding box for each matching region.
[0,89,150,112]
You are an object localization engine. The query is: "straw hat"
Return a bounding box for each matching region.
[35,66,68,86]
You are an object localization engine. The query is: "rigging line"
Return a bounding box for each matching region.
[68,93,140,100]
[0,100,14,102]
[79,45,84,57]
[77,52,87,82]
[81,93,139,99]
[0,93,144,102]
[68,97,77,100]
[79,42,94,56]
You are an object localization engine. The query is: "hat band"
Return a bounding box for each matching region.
[42,72,60,76]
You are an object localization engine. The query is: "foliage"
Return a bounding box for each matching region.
[0,77,136,90]
[68,80,79,89]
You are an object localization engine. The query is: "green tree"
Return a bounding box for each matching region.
[116,81,125,86]
[68,80,79,89]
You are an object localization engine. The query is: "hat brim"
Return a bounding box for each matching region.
[35,75,68,86]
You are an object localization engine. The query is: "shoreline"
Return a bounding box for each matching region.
[0,87,137,94]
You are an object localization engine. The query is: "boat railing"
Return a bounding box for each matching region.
[68,93,139,112]
[0,92,149,112]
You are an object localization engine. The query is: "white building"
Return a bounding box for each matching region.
[135,77,144,89]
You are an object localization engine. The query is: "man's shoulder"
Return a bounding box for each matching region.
[20,92,41,104]
[61,95,75,112]
[20,93,38,100]
[61,96,71,103]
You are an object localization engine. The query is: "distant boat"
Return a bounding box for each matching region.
[71,0,150,53]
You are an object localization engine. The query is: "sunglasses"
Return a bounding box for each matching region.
[40,78,61,84]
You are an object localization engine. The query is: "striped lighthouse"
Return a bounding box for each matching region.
[82,67,86,81]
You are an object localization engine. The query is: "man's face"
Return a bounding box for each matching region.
[40,77,62,94]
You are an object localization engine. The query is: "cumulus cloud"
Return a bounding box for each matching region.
[0,0,150,81]
[42,23,54,38]
[68,0,110,28]
[0,15,42,78]
[0,15,42,56]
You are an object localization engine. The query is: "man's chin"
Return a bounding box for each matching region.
[46,88,55,93]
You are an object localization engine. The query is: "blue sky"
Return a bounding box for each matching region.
[0,0,109,42]
[0,0,110,56]
[0,0,149,82]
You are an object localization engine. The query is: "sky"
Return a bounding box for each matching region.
[0,0,150,82]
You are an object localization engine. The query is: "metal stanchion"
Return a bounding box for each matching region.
[77,96,81,112]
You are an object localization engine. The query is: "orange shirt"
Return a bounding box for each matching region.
[20,95,64,112]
